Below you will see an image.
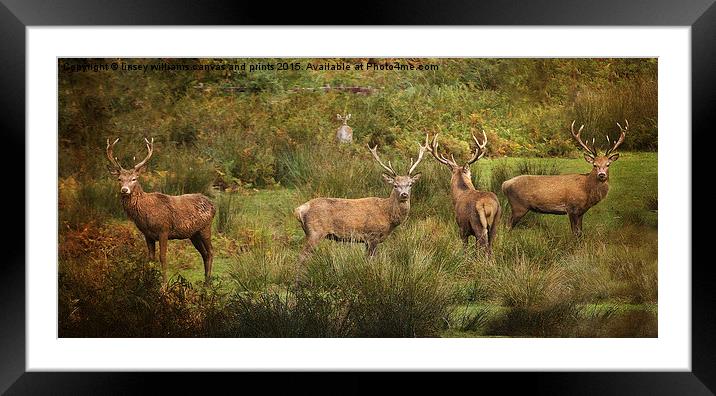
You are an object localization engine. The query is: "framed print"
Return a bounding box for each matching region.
[5,0,714,394]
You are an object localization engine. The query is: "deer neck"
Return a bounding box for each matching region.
[585,169,610,205]
[450,174,475,204]
[120,184,147,219]
[387,190,411,226]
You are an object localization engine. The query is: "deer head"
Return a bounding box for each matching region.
[572,120,627,182]
[106,137,154,195]
[337,113,352,126]
[368,142,426,202]
[424,131,488,187]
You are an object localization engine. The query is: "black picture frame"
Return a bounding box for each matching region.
[3,0,712,394]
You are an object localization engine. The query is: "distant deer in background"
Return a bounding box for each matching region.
[425,131,501,253]
[502,120,627,236]
[106,137,216,283]
[294,143,426,264]
[336,113,353,143]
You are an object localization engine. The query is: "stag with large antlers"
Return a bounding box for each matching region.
[106,137,216,283]
[424,131,501,253]
[502,120,627,236]
[294,143,426,268]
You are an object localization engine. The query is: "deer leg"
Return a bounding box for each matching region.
[509,206,528,229]
[485,230,494,257]
[190,235,206,257]
[145,236,156,262]
[575,214,584,237]
[190,234,211,282]
[159,233,169,284]
[473,224,489,252]
[298,234,322,264]
[200,226,214,282]
[296,234,324,285]
[568,213,583,237]
[459,226,471,250]
[487,208,501,256]
[366,241,378,257]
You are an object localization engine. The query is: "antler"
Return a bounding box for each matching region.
[424,133,459,168]
[407,140,427,175]
[337,113,351,125]
[570,120,597,158]
[368,144,397,176]
[106,137,124,170]
[606,119,628,156]
[466,130,488,165]
[133,137,154,170]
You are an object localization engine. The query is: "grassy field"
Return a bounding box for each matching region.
[59,151,657,337]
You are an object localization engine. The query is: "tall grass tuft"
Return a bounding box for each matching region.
[339,256,453,337]
[604,245,658,304]
[488,254,574,309]
[218,287,353,337]
[480,253,583,337]
[215,192,236,234]
[308,230,456,337]
[449,305,492,333]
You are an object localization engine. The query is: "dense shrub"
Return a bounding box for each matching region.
[59,258,207,337]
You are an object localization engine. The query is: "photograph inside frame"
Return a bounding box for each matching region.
[57,57,657,338]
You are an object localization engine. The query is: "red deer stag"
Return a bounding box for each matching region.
[501,120,627,236]
[336,113,353,143]
[424,131,501,253]
[294,143,426,264]
[106,137,216,283]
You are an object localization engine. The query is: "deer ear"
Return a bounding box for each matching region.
[135,165,147,174]
[608,153,620,163]
[382,173,395,185]
[583,153,595,164]
[410,173,422,183]
[107,165,120,176]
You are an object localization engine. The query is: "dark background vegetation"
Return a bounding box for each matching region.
[58,58,658,337]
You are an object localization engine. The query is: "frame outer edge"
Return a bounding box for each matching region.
[4,0,713,393]
[0,0,715,25]
[691,0,716,393]
[0,1,26,395]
